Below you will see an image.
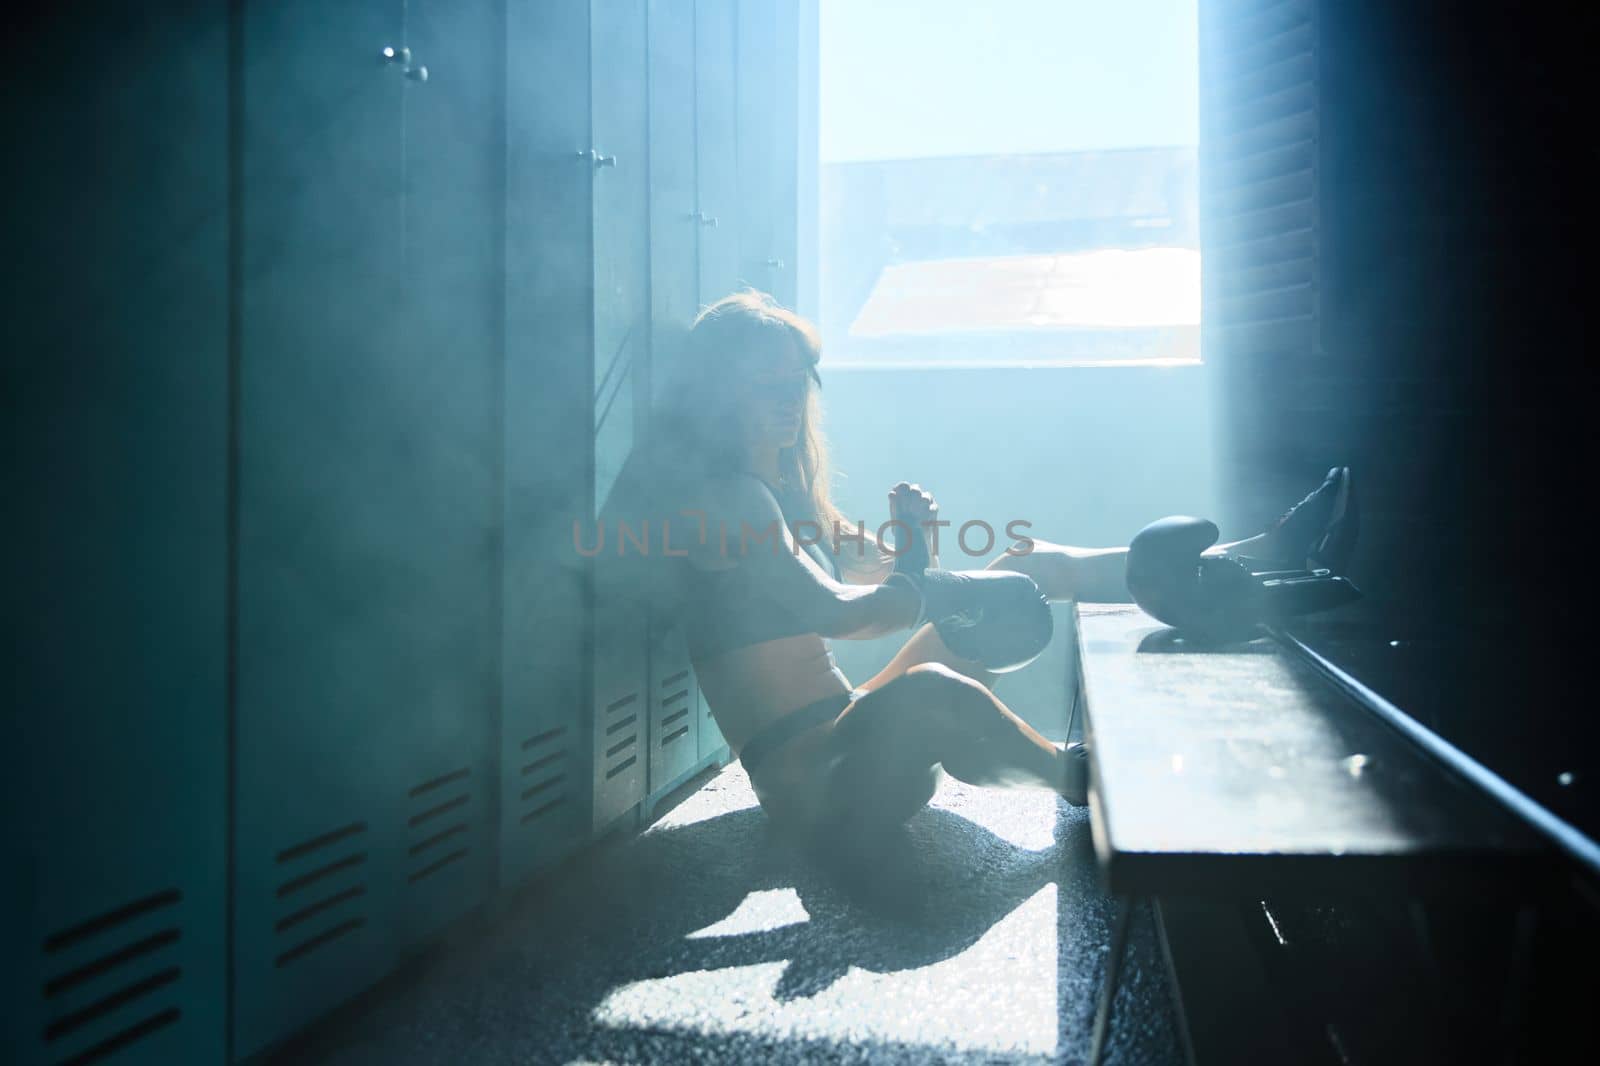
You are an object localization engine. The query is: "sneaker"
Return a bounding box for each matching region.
[1308,468,1359,573]
[1058,740,1090,807]
[1259,467,1352,571]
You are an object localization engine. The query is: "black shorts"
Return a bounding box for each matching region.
[738,691,856,777]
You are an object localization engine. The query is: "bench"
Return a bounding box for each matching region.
[1070,603,1556,1065]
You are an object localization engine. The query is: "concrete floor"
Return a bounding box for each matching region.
[281,765,1183,1065]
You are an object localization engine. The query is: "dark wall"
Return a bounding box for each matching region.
[1221,2,1597,816]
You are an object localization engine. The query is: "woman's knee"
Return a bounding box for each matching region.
[899,661,982,698]
[897,662,996,725]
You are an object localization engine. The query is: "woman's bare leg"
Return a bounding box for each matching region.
[857,531,1275,693]
[856,468,1349,691]
[813,662,1084,839]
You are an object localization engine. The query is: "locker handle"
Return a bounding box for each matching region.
[695,212,719,228]
[581,149,618,169]
[766,258,785,270]
[380,45,427,82]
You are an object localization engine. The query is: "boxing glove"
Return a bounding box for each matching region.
[1125,515,1361,639]
[889,568,1054,672]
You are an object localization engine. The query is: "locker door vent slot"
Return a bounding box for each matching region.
[43,890,180,954]
[521,725,568,751]
[274,918,366,968]
[272,824,369,965]
[518,724,573,827]
[43,929,181,998]
[43,968,181,1041]
[605,693,639,715]
[49,1007,181,1065]
[605,734,637,760]
[660,688,689,707]
[605,713,638,737]
[407,792,469,829]
[605,754,638,779]
[39,889,185,1060]
[408,849,470,884]
[521,774,567,803]
[409,823,468,857]
[660,670,689,688]
[406,769,472,887]
[276,853,368,898]
[275,822,366,864]
[520,796,568,824]
[521,750,567,775]
[662,725,691,747]
[408,767,471,798]
[661,707,690,728]
[275,886,367,934]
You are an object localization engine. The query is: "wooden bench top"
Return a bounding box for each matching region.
[1073,604,1550,898]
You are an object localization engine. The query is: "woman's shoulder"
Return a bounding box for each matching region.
[676,471,782,521]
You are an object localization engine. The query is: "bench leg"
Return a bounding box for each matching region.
[1089,896,1136,1066]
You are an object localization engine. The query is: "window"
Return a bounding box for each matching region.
[818,0,1201,368]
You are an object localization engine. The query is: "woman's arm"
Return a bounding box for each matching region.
[828,526,894,586]
[689,475,920,639]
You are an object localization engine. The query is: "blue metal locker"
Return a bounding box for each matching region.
[590,0,653,833]
[592,598,649,831]
[592,0,651,522]
[735,0,801,307]
[643,1,709,811]
[695,0,743,306]
[233,5,404,1051]
[693,0,740,764]
[500,0,594,889]
[233,0,499,1053]
[646,624,703,807]
[5,8,230,1063]
[391,0,502,952]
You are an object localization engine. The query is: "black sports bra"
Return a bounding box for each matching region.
[680,481,838,660]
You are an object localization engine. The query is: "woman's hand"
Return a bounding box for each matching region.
[887,481,939,569]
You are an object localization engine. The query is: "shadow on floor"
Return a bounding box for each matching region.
[278,775,1181,1065]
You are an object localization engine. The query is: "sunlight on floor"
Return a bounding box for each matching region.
[590,884,1060,1059]
[685,888,811,939]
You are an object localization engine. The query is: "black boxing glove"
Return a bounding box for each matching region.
[1125,515,1361,639]
[888,568,1054,672]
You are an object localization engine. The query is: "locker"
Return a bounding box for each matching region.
[5,8,230,1064]
[590,0,653,833]
[500,0,594,887]
[392,0,502,950]
[695,0,743,306]
[647,626,703,803]
[736,0,801,307]
[233,0,500,1053]
[500,0,658,871]
[643,0,714,808]
[592,0,652,521]
[689,0,741,763]
[647,0,698,404]
[592,597,649,831]
[699,688,729,762]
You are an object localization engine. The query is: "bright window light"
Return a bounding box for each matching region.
[820,0,1200,367]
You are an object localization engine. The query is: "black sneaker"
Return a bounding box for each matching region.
[1308,467,1358,573]
[1259,467,1352,571]
[1059,741,1090,807]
